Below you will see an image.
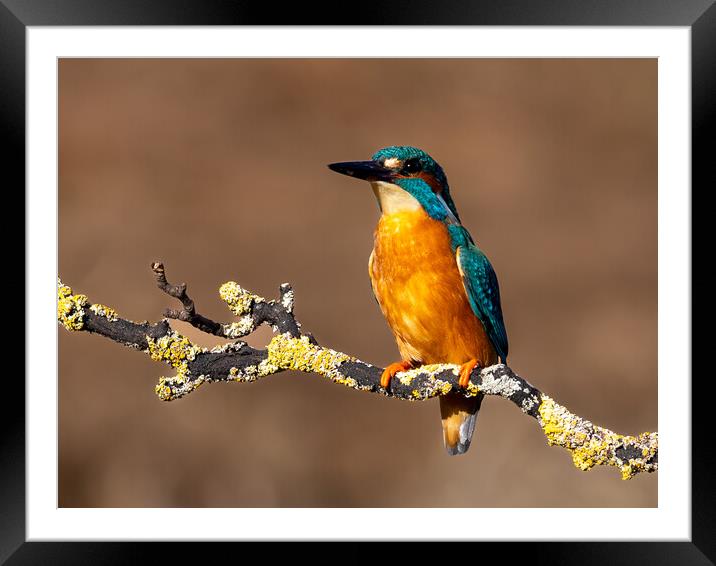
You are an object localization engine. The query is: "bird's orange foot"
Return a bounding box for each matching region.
[380,360,414,390]
[458,358,480,389]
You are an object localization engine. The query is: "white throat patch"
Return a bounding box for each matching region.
[370,181,421,215]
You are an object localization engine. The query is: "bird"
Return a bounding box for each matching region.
[327,146,509,455]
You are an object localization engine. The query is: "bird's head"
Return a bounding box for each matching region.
[328,146,461,223]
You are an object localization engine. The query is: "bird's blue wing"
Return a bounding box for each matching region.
[456,243,509,362]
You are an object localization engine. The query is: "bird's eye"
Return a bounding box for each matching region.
[401,159,422,174]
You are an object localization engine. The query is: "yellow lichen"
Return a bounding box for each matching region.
[396,364,460,390]
[571,435,614,471]
[57,279,88,331]
[540,396,584,443]
[155,374,206,401]
[89,303,119,322]
[266,334,355,385]
[538,395,656,480]
[395,364,468,400]
[221,317,255,338]
[146,331,203,392]
[464,381,481,398]
[438,380,453,395]
[155,380,173,401]
[228,364,265,383]
[220,281,260,317]
[146,331,200,368]
[397,371,417,386]
[620,432,658,480]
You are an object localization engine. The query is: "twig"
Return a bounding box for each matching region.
[151,262,301,339]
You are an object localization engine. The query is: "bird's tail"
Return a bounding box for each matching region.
[439,392,483,456]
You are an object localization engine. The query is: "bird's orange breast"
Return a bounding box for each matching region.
[369,209,497,366]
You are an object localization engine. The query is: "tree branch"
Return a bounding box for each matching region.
[57,263,658,480]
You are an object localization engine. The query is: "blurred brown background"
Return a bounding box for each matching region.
[59,59,657,507]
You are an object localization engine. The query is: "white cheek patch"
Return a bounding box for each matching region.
[436,192,460,225]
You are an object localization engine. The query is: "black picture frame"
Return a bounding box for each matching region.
[3,1,709,563]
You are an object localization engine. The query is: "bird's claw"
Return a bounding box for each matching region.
[458,358,480,389]
[380,360,414,390]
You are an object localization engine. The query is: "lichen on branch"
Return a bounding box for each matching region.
[57,279,88,331]
[57,265,658,480]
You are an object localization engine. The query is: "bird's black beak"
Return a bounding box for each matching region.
[327,160,395,182]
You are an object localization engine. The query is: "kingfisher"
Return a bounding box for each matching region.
[328,146,509,455]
